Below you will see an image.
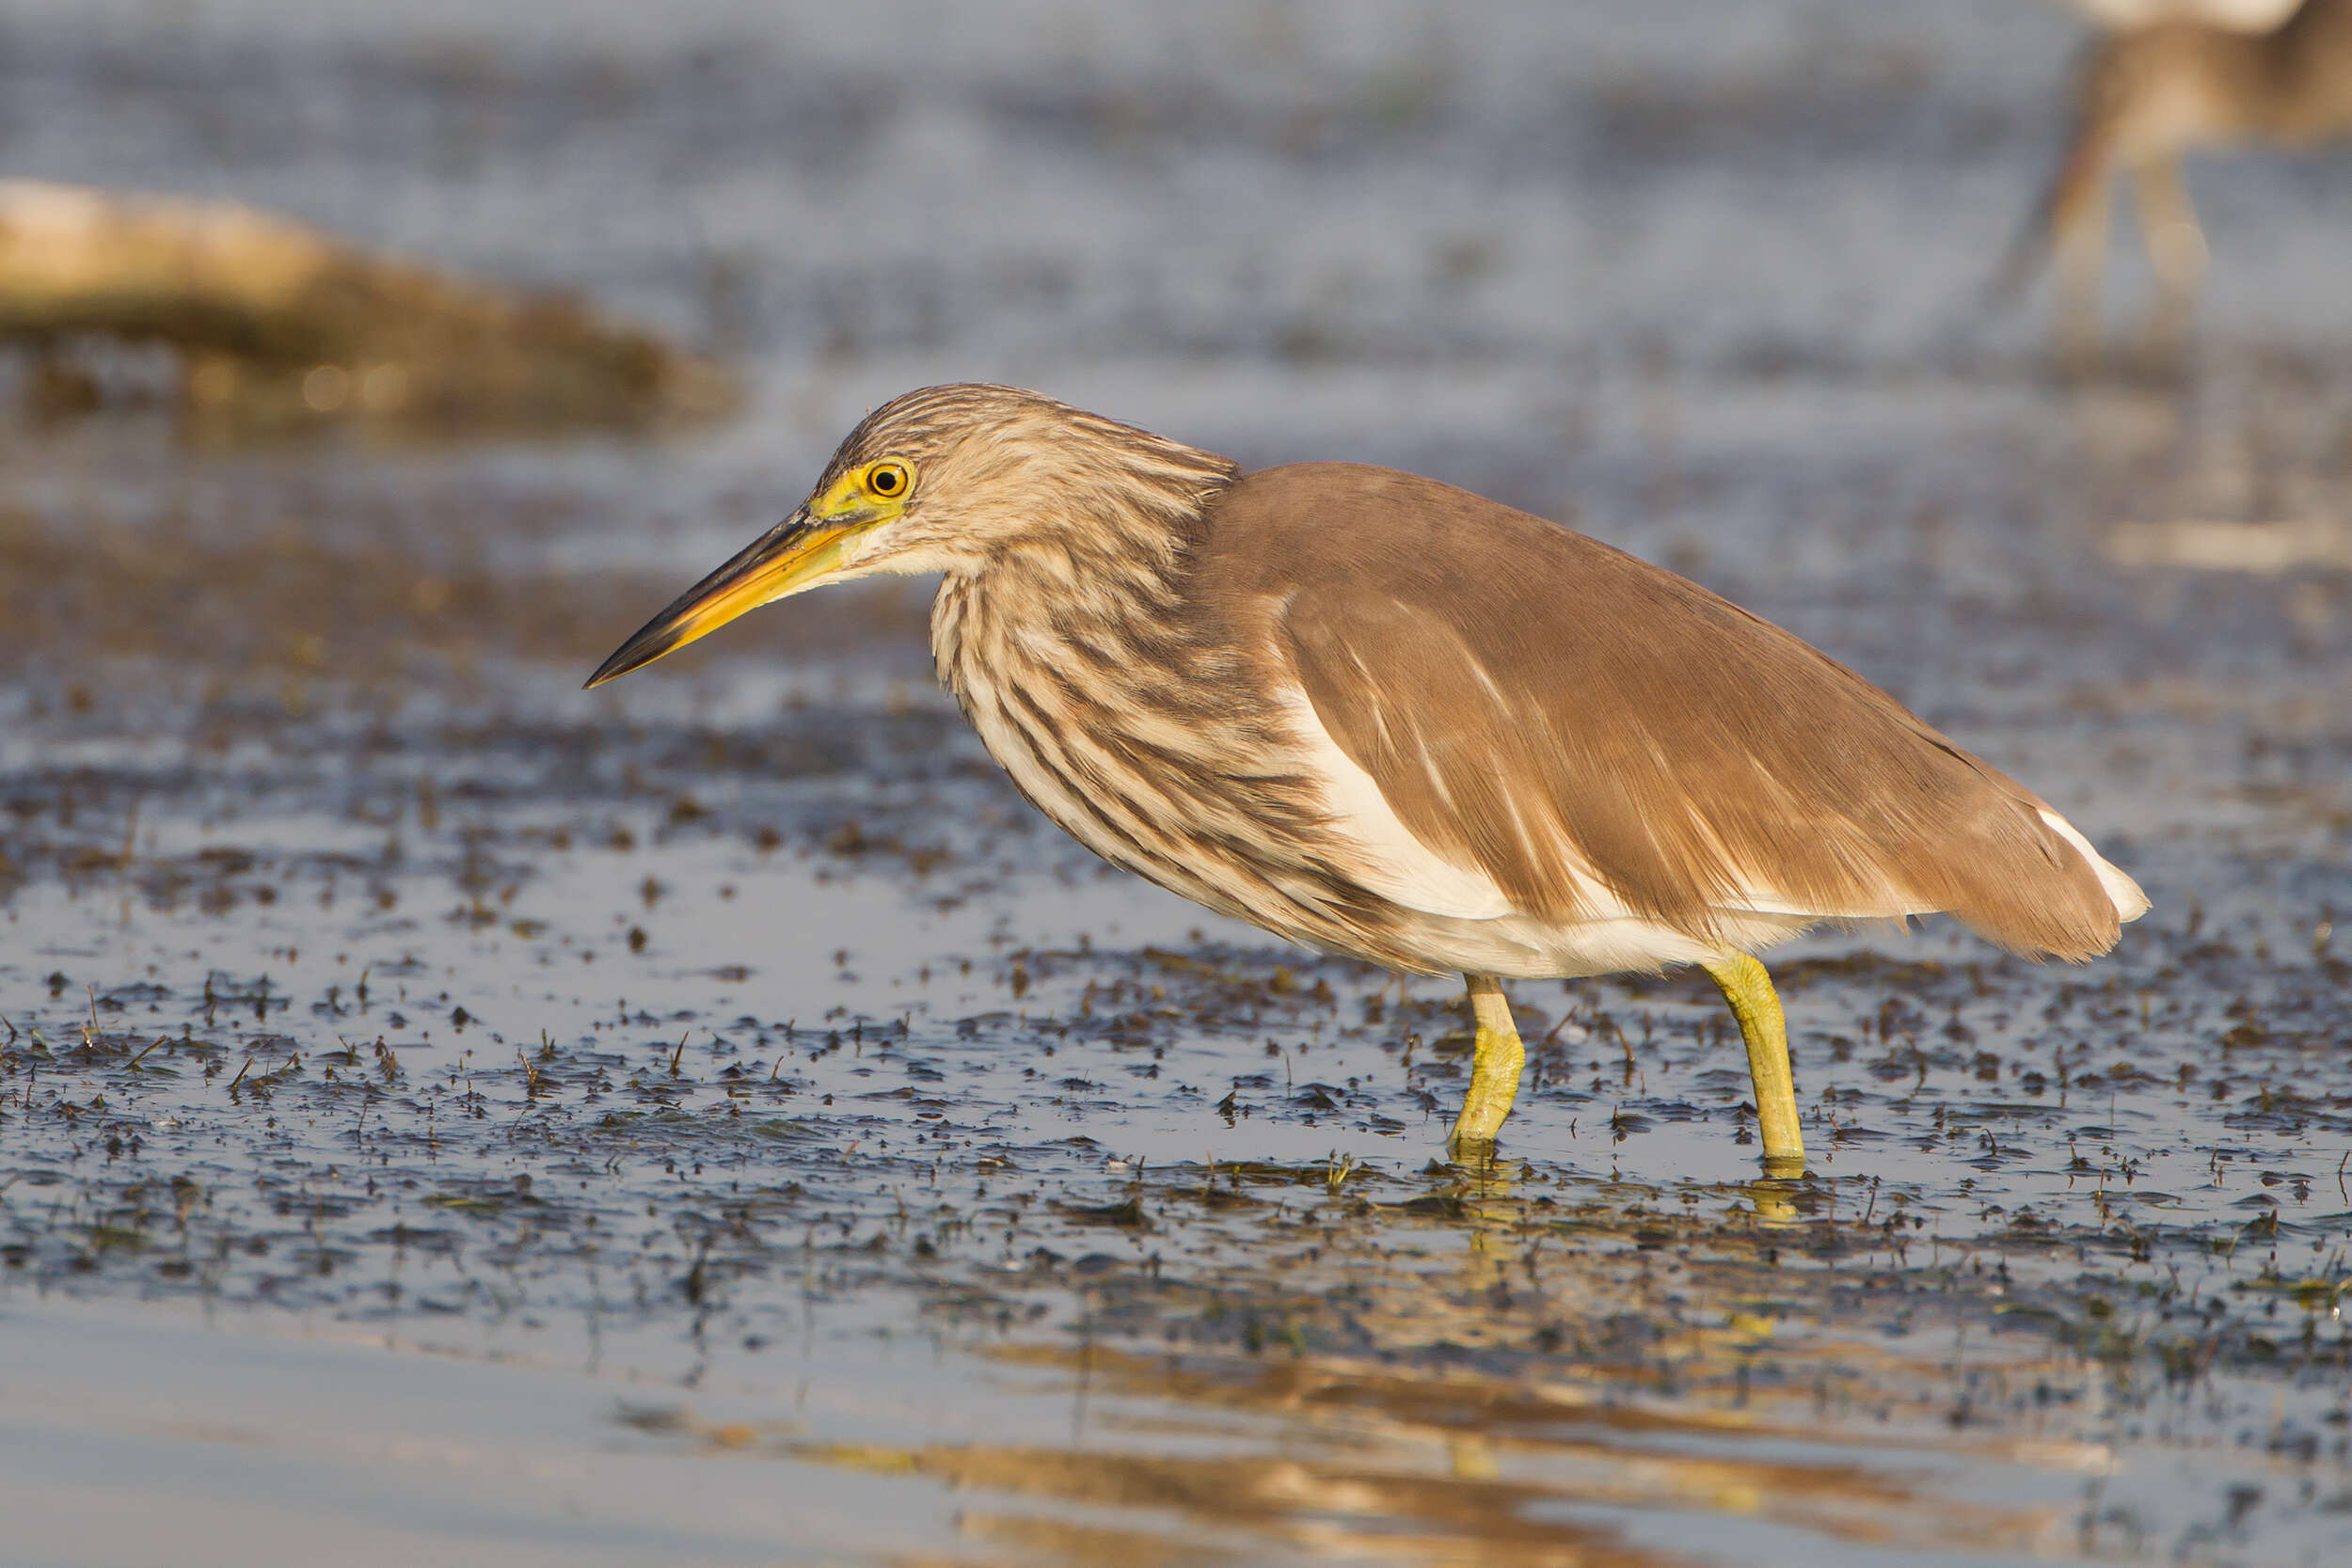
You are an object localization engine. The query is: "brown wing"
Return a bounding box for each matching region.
[1198,463,2125,961]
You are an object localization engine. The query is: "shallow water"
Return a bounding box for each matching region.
[5,2,2352,1564]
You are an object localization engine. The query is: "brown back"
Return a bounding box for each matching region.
[1194,464,2123,961]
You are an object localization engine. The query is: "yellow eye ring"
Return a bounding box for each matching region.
[866,461,911,499]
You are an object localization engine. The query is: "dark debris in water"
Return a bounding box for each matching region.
[3,591,2351,1560]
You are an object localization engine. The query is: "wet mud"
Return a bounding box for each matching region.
[5,2,2352,1564]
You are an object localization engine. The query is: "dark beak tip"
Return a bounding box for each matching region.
[582,642,650,692]
[581,510,803,695]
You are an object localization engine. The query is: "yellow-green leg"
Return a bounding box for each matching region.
[1701,954,1805,1172]
[1446,974,1523,1152]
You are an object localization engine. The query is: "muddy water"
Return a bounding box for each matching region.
[5,2,2352,1564]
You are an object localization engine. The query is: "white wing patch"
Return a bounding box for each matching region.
[1279,686,2154,961]
[1281,685,1928,928]
[2037,807,2153,922]
[1277,684,1904,977]
[1278,689,1515,920]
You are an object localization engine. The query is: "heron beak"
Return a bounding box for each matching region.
[583,509,859,689]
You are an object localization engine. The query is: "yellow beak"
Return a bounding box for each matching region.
[584,510,860,689]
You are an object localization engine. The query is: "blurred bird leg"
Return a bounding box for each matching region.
[1702,954,1806,1172]
[2047,127,2118,371]
[1446,974,1524,1153]
[2134,155,2209,355]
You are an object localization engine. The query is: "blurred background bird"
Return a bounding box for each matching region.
[2002,0,2352,363]
[590,385,2150,1167]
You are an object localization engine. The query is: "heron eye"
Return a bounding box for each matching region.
[867,462,908,498]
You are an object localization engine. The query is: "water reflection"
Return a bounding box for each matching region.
[634,1338,2063,1565]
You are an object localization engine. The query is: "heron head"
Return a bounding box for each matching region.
[584,384,1232,690]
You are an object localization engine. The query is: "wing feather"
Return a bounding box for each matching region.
[1199,464,2140,960]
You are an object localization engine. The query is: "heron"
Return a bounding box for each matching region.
[588,385,2148,1169]
[2000,0,2352,360]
